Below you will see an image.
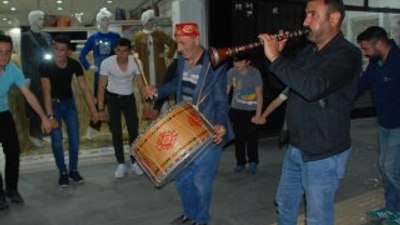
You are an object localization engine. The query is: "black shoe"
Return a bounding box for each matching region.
[5,190,24,204]
[171,215,193,224]
[59,173,69,187]
[192,223,207,225]
[0,195,9,210]
[69,171,84,184]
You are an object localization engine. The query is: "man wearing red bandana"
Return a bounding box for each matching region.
[143,22,234,225]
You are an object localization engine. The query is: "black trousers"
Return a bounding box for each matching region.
[0,111,21,194]
[106,92,138,164]
[89,78,102,130]
[230,108,259,165]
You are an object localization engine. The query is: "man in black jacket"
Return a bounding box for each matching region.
[259,0,362,224]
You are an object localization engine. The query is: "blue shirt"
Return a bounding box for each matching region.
[79,31,120,79]
[357,40,400,129]
[0,62,27,112]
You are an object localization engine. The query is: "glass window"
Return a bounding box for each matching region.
[343,0,364,7]
[368,0,400,9]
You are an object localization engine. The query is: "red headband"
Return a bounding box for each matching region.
[174,22,199,37]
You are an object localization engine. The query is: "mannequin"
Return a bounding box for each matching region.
[21,10,53,147]
[79,7,120,138]
[134,9,176,119]
[134,9,176,87]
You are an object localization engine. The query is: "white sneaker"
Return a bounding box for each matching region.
[114,164,127,178]
[84,126,98,140]
[131,162,144,175]
[29,136,44,148]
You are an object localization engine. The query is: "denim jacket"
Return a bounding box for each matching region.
[157,49,234,147]
[269,33,362,161]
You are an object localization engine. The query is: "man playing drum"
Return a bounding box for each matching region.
[143,22,234,225]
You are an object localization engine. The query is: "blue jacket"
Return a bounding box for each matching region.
[357,40,400,129]
[157,50,234,147]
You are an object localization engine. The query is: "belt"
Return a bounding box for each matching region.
[106,91,133,98]
[51,97,71,102]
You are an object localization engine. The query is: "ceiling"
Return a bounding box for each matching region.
[0,0,151,27]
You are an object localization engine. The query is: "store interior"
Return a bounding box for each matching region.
[0,0,400,158]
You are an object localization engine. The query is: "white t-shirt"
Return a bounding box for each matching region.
[100,55,140,95]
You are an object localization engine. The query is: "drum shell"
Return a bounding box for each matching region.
[132,102,214,187]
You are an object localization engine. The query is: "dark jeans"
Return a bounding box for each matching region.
[0,111,21,194]
[106,92,138,164]
[50,98,80,173]
[230,108,259,165]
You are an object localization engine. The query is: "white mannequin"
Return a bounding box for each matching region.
[142,10,156,34]
[96,7,112,34]
[28,10,45,33]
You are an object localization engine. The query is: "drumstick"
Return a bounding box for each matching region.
[133,53,149,88]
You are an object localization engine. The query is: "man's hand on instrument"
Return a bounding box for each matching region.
[258,31,288,63]
[213,124,226,144]
[143,86,157,100]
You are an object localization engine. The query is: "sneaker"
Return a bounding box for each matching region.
[366,208,394,221]
[115,164,127,178]
[382,213,400,225]
[170,215,193,224]
[59,172,69,188]
[69,171,84,184]
[5,190,24,204]
[131,162,144,175]
[83,126,98,140]
[0,195,8,210]
[233,165,245,173]
[248,162,257,175]
[29,136,44,148]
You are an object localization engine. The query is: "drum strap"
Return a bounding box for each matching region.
[195,62,211,108]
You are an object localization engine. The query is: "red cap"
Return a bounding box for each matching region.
[174,22,200,37]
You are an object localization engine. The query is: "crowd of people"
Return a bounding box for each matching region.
[0,0,399,225]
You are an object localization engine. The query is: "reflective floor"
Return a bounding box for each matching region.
[1,118,384,225]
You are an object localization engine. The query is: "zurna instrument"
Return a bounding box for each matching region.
[208,28,310,67]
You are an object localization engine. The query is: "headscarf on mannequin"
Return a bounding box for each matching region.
[141,9,156,34]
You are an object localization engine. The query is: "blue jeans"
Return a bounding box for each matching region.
[50,98,79,174]
[379,127,400,213]
[175,146,222,224]
[275,145,351,225]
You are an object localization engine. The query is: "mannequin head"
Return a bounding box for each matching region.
[28,10,45,33]
[141,9,156,31]
[96,7,112,33]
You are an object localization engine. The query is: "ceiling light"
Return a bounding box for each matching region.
[10,7,15,10]
[2,1,8,4]
[106,0,112,3]
[57,7,63,11]
[2,18,7,21]
[56,0,62,3]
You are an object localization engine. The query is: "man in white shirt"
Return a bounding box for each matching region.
[97,38,145,178]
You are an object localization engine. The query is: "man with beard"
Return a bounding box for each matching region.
[357,26,400,225]
[258,0,362,224]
